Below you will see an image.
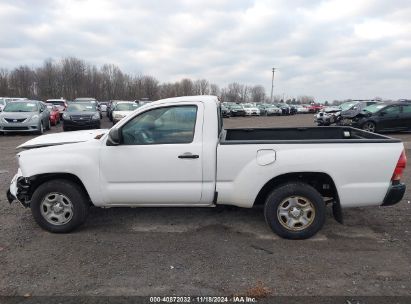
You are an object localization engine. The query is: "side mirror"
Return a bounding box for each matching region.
[39,108,44,113]
[106,127,121,146]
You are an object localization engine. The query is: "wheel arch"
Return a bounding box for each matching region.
[361,119,378,129]
[253,172,339,207]
[24,173,93,206]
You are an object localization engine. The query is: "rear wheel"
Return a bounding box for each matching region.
[362,121,376,132]
[264,183,326,239]
[31,179,90,233]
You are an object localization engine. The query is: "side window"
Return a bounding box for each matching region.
[384,106,400,115]
[121,105,197,145]
[402,105,411,113]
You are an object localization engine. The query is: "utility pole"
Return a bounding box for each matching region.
[270,67,276,103]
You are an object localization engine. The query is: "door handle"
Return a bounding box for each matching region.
[178,153,199,159]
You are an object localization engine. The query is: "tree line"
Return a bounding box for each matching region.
[0,57,315,104]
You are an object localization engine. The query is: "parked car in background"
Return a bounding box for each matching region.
[0,100,50,134]
[243,104,260,116]
[227,103,246,117]
[257,104,282,116]
[46,99,68,118]
[221,105,231,118]
[290,105,297,115]
[74,97,102,118]
[99,102,109,112]
[112,102,140,124]
[315,101,377,126]
[352,102,411,133]
[107,100,124,121]
[305,104,322,113]
[265,104,282,116]
[45,104,60,126]
[256,104,268,116]
[337,101,377,126]
[315,106,343,126]
[296,105,310,114]
[275,103,291,115]
[62,102,101,131]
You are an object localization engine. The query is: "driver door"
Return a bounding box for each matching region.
[99,102,204,205]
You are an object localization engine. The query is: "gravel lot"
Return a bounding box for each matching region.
[0,113,410,297]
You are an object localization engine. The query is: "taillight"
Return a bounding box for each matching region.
[392,150,407,181]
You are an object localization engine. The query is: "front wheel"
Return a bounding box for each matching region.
[37,122,44,135]
[264,183,326,239]
[362,121,376,133]
[31,179,90,233]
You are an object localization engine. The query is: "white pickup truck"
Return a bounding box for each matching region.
[7,96,407,239]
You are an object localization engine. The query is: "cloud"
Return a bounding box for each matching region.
[0,0,410,100]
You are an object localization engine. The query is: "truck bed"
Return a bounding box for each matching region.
[221,127,401,144]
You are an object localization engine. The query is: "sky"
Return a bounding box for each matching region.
[0,0,410,101]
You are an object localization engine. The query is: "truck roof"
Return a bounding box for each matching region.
[155,95,219,106]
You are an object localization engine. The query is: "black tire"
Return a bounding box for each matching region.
[362,121,376,133]
[264,182,326,239]
[37,122,44,135]
[31,179,90,233]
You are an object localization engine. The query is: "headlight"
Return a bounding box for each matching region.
[30,115,39,122]
[92,113,100,120]
[62,113,69,119]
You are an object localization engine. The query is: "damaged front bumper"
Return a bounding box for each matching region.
[7,168,30,207]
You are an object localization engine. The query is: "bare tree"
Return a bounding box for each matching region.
[141,76,159,100]
[224,82,243,102]
[179,78,194,96]
[36,59,62,99]
[9,66,36,97]
[210,83,219,96]
[250,85,265,103]
[193,79,209,95]
[0,69,9,96]
[0,56,321,103]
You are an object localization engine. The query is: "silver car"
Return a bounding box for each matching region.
[0,100,50,134]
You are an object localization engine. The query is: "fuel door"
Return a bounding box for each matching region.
[256,149,276,166]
